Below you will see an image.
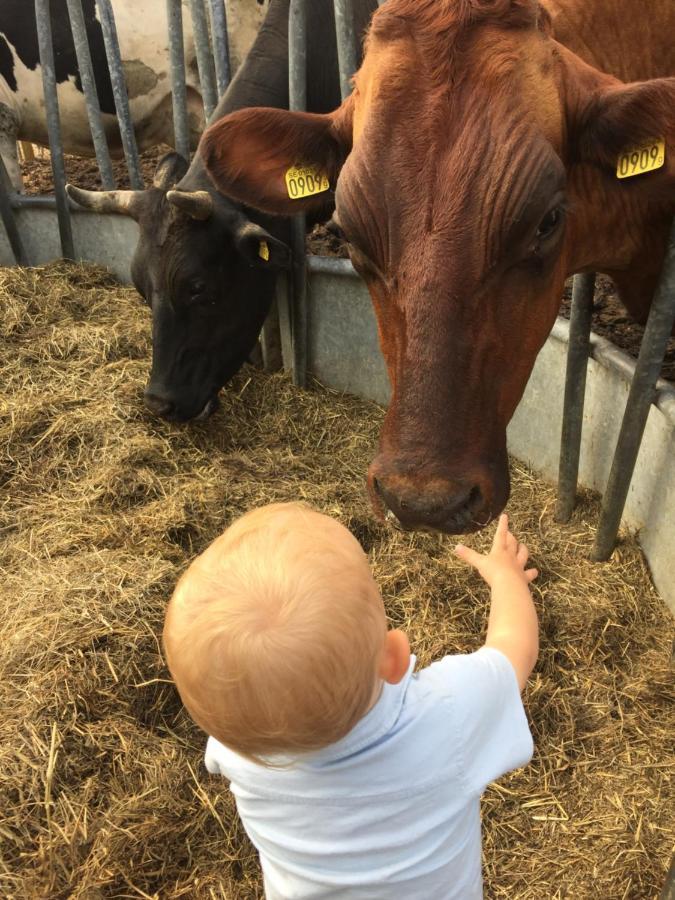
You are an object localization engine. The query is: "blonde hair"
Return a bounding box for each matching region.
[163,503,386,763]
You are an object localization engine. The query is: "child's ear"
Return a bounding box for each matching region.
[199,99,354,217]
[379,630,411,685]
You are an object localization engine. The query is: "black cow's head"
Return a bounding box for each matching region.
[67,152,290,421]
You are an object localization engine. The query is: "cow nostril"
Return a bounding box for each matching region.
[376,476,487,533]
[468,485,482,510]
[144,392,174,418]
[464,485,484,517]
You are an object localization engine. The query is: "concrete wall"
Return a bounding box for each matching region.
[2,216,673,613]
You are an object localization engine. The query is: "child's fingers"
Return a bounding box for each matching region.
[454,544,483,570]
[525,567,539,583]
[491,513,508,550]
[516,542,529,566]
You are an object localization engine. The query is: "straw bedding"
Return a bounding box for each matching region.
[0,262,672,899]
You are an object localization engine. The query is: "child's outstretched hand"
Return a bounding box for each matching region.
[454,514,538,588]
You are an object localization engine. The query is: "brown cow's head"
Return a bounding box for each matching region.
[201,0,675,533]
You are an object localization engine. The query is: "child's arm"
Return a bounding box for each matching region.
[454,514,539,692]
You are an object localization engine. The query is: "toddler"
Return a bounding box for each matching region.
[163,502,539,899]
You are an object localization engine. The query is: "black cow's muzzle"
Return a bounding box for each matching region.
[144,389,219,423]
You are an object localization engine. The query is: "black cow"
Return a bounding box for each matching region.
[67,0,377,421]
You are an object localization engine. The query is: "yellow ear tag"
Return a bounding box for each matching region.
[285,165,330,199]
[258,240,270,261]
[617,137,665,179]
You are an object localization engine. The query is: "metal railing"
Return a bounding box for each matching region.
[35,0,75,258]
[189,0,219,120]
[287,0,362,388]
[1,0,232,263]
[65,0,115,189]
[555,233,675,559]
[288,0,308,388]
[0,155,27,265]
[555,272,596,524]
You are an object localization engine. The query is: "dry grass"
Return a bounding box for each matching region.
[0,262,673,899]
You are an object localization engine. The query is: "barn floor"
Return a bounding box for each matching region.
[0,263,673,899]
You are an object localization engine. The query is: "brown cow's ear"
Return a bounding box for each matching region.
[574,78,675,188]
[199,99,354,216]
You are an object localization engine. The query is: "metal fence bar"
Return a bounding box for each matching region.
[66,0,116,189]
[95,0,143,189]
[0,155,28,265]
[289,0,308,388]
[166,0,191,160]
[333,0,358,100]
[555,272,596,522]
[661,855,675,900]
[207,0,231,98]
[189,0,218,121]
[261,299,283,372]
[35,0,75,259]
[276,274,294,373]
[10,194,60,210]
[592,219,675,560]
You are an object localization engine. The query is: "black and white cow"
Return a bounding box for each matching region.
[0,0,270,188]
[68,0,377,422]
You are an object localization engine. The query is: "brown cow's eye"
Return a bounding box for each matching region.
[536,206,563,240]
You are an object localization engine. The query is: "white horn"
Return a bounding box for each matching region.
[66,184,144,218]
[166,189,214,221]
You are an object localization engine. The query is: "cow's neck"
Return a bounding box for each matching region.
[565,163,674,321]
[180,0,291,192]
[214,0,292,117]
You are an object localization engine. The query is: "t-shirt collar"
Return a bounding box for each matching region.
[307,655,417,765]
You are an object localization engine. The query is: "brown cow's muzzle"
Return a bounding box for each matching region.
[368,453,509,535]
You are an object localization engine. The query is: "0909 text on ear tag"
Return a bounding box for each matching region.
[285,165,330,199]
[617,138,666,179]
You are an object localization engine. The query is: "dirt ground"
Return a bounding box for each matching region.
[560,275,675,383]
[19,149,675,383]
[20,145,169,193]
[0,262,673,899]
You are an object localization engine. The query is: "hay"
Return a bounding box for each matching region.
[0,261,673,900]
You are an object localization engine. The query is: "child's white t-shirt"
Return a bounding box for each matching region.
[205,646,533,899]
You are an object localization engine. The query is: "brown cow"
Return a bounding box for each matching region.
[200,0,675,534]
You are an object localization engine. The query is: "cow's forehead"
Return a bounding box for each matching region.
[340,24,568,281]
[473,29,564,148]
[352,37,414,143]
[354,24,563,150]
